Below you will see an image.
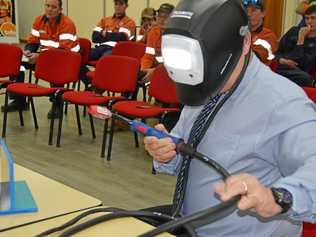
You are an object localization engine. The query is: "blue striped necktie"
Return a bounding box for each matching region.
[172,94,222,216]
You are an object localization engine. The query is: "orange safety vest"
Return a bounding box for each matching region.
[28,14,80,52]
[251,27,279,66]
[141,25,163,70]
[93,15,136,47]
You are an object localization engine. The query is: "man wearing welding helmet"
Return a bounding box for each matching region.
[243,0,278,66]
[144,0,316,236]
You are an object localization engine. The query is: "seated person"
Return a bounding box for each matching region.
[137,7,156,43]
[275,2,316,87]
[89,0,136,61]
[244,0,278,66]
[0,0,11,27]
[3,0,80,116]
[140,3,174,81]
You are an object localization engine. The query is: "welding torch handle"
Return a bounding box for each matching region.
[130,121,183,145]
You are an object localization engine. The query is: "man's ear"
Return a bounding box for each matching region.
[242,32,251,56]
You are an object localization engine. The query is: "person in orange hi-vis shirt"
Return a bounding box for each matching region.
[140,3,174,81]
[0,0,11,27]
[1,0,80,117]
[137,7,156,43]
[89,0,136,60]
[243,0,278,66]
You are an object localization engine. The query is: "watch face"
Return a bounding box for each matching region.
[272,187,293,213]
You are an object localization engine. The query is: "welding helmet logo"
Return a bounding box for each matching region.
[161,0,249,106]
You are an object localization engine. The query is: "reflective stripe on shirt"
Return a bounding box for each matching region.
[31,29,40,37]
[59,33,78,41]
[40,39,59,48]
[71,44,80,52]
[145,47,155,55]
[253,39,275,60]
[93,26,103,32]
[119,27,131,37]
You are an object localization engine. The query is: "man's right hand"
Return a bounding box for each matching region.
[279,58,298,69]
[144,124,177,163]
[297,25,311,45]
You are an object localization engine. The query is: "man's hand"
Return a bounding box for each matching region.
[144,124,176,163]
[101,30,107,38]
[297,25,311,45]
[28,53,39,64]
[214,174,282,218]
[279,58,298,69]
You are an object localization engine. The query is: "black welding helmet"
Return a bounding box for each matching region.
[161,0,249,106]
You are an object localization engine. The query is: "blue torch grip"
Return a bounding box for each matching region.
[130,121,182,145]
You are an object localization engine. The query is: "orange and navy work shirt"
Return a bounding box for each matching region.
[251,27,279,66]
[27,14,80,53]
[92,15,136,47]
[141,25,163,70]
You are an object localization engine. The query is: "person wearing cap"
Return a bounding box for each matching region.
[144,0,316,236]
[137,7,156,43]
[140,3,174,79]
[89,0,136,61]
[244,0,278,66]
[1,0,80,116]
[275,2,316,87]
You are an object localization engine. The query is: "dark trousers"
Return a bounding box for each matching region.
[89,45,112,61]
[276,65,314,87]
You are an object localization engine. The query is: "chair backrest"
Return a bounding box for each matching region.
[0,43,22,77]
[93,55,139,93]
[112,41,145,62]
[148,64,179,105]
[34,49,81,85]
[78,37,91,65]
[303,87,316,103]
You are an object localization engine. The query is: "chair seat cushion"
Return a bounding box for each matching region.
[7,83,57,96]
[63,91,126,106]
[112,101,178,118]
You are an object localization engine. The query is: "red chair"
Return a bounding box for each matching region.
[302,223,316,237]
[302,87,316,102]
[106,64,180,161]
[56,55,140,154]
[2,49,81,145]
[0,43,22,88]
[112,41,145,61]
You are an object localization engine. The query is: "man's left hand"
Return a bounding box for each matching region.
[214,174,282,218]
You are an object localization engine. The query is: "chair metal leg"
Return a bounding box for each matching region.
[75,104,82,135]
[29,97,38,129]
[56,101,65,147]
[101,119,109,158]
[134,132,139,148]
[48,102,57,145]
[18,108,24,127]
[106,118,115,161]
[89,114,96,139]
[2,93,9,137]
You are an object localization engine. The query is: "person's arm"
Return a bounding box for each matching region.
[141,28,159,70]
[276,27,304,63]
[252,30,279,65]
[215,95,316,220]
[58,21,80,52]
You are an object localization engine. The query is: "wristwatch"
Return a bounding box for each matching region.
[271,187,293,214]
